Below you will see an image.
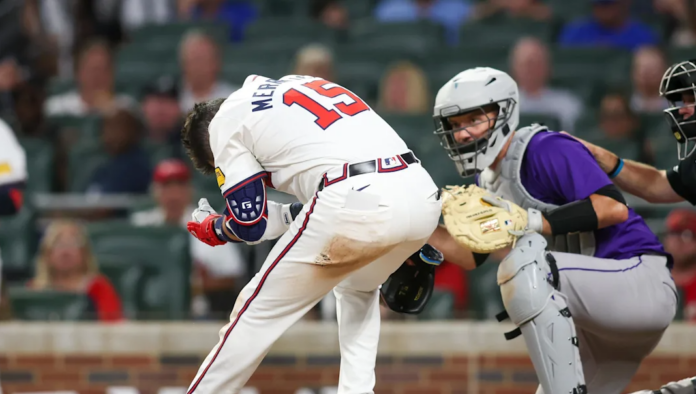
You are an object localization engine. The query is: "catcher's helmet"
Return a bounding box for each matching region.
[659,59,696,160]
[433,67,519,178]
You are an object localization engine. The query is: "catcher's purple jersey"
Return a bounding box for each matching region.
[521,132,666,260]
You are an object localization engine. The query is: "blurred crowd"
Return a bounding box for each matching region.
[0,0,695,323]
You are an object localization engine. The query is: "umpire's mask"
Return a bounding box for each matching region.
[660,59,696,160]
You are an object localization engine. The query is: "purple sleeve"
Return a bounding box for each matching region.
[522,133,612,204]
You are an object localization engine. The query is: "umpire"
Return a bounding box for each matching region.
[573,59,696,205]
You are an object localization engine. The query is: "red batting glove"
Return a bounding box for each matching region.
[187,214,227,247]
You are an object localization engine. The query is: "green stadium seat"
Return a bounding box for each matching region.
[667,47,695,64]
[115,45,179,88]
[380,113,465,187]
[67,142,108,193]
[519,113,562,131]
[8,288,92,321]
[0,206,36,278]
[552,47,631,87]
[47,115,102,145]
[97,255,146,320]
[245,18,335,46]
[87,222,192,320]
[547,0,590,21]
[417,290,455,320]
[466,259,504,320]
[130,22,230,47]
[459,19,553,47]
[46,78,75,96]
[18,138,53,193]
[221,49,291,85]
[350,20,444,56]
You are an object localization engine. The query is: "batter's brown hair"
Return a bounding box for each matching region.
[181,98,226,175]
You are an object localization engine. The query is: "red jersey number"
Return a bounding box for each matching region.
[282,79,369,130]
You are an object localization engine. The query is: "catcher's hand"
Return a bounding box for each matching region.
[441,185,531,254]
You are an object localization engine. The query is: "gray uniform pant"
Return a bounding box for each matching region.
[535,253,678,394]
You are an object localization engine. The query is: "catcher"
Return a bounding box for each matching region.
[430,67,678,394]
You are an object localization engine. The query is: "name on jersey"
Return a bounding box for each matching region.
[251,76,309,112]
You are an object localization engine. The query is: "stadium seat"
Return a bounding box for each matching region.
[115,45,179,88]
[245,18,336,47]
[87,221,192,320]
[8,288,92,321]
[18,138,53,193]
[47,115,102,145]
[46,78,75,96]
[0,205,37,280]
[546,0,590,21]
[130,22,230,47]
[519,113,562,131]
[350,20,444,56]
[459,19,553,47]
[67,142,108,193]
[97,255,146,320]
[551,47,631,87]
[667,47,695,64]
[221,48,291,85]
[417,290,455,320]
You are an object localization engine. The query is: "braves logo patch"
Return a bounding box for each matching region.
[480,218,501,234]
[215,167,225,188]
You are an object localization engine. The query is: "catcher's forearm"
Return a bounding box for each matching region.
[428,225,477,270]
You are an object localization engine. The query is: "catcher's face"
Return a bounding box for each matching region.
[447,107,499,144]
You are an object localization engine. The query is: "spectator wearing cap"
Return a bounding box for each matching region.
[178,31,237,112]
[44,39,135,116]
[142,76,184,156]
[664,209,696,322]
[559,0,659,51]
[86,107,151,195]
[131,159,247,319]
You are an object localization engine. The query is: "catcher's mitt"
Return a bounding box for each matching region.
[441,185,528,254]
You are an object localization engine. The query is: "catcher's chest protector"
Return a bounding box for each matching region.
[478,124,596,256]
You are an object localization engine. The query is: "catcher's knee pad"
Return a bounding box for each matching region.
[497,233,586,394]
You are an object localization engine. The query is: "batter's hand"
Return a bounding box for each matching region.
[441,185,531,253]
[188,198,226,246]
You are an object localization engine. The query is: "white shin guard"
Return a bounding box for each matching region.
[497,234,586,394]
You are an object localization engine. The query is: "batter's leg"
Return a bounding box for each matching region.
[497,234,586,394]
[186,196,395,394]
[333,239,428,394]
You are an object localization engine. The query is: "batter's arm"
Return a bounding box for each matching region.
[566,133,684,203]
[428,225,479,270]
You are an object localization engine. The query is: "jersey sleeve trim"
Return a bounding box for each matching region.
[222,171,267,197]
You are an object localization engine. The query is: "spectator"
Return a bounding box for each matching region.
[310,0,350,30]
[178,31,237,113]
[179,0,258,42]
[510,37,583,132]
[28,220,123,322]
[654,0,696,47]
[292,44,335,81]
[378,61,430,115]
[86,107,151,195]
[44,39,134,116]
[631,46,669,114]
[12,80,55,139]
[374,0,472,45]
[663,209,696,322]
[472,0,552,22]
[559,0,659,51]
[130,159,246,319]
[598,91,653,162]
[141,76,184,156]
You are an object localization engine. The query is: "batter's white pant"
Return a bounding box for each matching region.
[534,253,678,394]
[186,164,442,394]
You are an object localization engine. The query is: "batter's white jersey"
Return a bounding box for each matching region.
[0,119,27,187]
[209,74,410,203]
[187,75,442,394]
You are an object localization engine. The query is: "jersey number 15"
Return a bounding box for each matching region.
[283,79,369,130]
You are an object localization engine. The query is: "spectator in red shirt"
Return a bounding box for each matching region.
[664,209,696,321]
[28,220,123,322]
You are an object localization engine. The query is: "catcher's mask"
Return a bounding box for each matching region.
[380,244,444,314]
[433,99,514,178]
[659,59,696,160]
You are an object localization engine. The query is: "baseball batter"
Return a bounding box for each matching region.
[429,67,677,394]
[181,74,442,394]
